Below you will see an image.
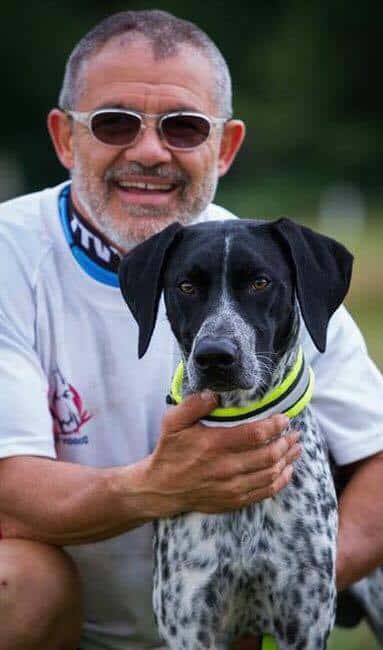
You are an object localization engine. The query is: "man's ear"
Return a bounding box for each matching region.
[272,218,354,352]
[47,108,74,170]
[217,119,246,177]
[118,222,183,358]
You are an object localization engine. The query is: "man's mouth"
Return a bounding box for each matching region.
[111,176,182,206]
[115,180,177,194]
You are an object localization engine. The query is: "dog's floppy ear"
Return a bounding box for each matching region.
[118,222,183,358]
[272,217,353,352]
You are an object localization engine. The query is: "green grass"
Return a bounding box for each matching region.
[328,623,379,649]
[347,300,383,370]
[345,220,383,370]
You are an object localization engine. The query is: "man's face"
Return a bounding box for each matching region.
[50,37,244,250]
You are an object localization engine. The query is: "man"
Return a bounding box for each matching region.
[0,10,382,650]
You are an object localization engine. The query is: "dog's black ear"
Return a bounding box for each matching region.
[272,217,353,352]
[118,222,183,358]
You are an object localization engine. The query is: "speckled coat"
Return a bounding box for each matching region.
[153,404,337,650]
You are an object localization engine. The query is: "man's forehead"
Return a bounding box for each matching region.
[76,35,218,112]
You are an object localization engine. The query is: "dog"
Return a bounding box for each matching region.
[118,217,376,649]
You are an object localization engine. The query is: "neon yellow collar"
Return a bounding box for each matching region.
[168,347,314,422]
[262,634,278,650]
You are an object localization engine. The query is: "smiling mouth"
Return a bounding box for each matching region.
[114,180,179,194]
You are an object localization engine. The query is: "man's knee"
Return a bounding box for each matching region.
[0,539,83,649]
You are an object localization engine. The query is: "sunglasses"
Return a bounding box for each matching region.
[63,108,228,150]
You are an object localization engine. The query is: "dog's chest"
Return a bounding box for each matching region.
[154,407,337,591]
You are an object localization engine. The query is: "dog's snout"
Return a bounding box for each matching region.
[194,337,238,370]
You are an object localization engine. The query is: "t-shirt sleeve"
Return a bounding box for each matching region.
[302,304,383,465]
[0,226,56,459]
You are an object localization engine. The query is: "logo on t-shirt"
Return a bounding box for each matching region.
[50,367,92,444]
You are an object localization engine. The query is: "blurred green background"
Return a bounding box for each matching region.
[1,2,381,646]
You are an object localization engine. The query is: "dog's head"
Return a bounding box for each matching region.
[119,218,353,395]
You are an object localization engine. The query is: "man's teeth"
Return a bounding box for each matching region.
[117,181,174,191]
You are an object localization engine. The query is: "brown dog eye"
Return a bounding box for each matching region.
[250,277,269,291]
[179,281,196,295]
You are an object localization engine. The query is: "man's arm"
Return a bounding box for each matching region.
[0,393,300,545]
[336,450,383,591]
[0,455,151,544]
[303,305,383,588]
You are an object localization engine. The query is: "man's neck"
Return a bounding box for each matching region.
[67,191,121,274]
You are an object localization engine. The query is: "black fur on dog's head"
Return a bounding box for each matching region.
[119,218,353,395]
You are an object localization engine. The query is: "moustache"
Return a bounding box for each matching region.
[105,162,188,184]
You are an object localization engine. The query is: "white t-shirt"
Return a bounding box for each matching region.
[0,182,382,649]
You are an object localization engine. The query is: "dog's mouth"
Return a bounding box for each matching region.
[187,363,254,393]
[180,334,261,395]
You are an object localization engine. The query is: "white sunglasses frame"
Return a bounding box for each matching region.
[62,108,229,150]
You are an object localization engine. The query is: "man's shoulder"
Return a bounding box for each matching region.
[0,182,64,227]
[0,182,66,272]
[301,304,367,364]
[204,202,238,222]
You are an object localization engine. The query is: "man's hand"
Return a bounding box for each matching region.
[141,391,301,518]
[0,391,299,545]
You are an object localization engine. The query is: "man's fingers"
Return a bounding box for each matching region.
[216,414,291,451]
[220,437,300,478]
[285,439,301,464]
[229,444,300,492]
[241,414,290,445]
[239,463,295,505]
[162,391,218,433]
[156,403,301,514]
[247,432,300,470]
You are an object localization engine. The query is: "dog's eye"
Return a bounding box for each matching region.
[250,277,270,291]
[178,281,196,295]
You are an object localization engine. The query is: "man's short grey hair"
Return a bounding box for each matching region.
[58,10,232,117]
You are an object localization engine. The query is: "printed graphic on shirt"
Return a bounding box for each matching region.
[50,367,92,445]
[69,206,121,273]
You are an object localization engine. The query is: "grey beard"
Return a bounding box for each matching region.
[71,164,219,251]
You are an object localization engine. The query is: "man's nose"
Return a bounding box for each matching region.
[121,123,173,167]
[194,337,239,370]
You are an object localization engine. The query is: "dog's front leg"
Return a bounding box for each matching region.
[153,513,241,649]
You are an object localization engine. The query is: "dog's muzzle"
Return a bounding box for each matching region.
[194,336,238,370]
[191,336,252,391]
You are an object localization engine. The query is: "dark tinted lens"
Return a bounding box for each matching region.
[91,111,141,146]
[161,114,211,148]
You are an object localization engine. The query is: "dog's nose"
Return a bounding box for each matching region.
[194,337,238,370]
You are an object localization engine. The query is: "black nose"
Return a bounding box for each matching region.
[194,337,238,370]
